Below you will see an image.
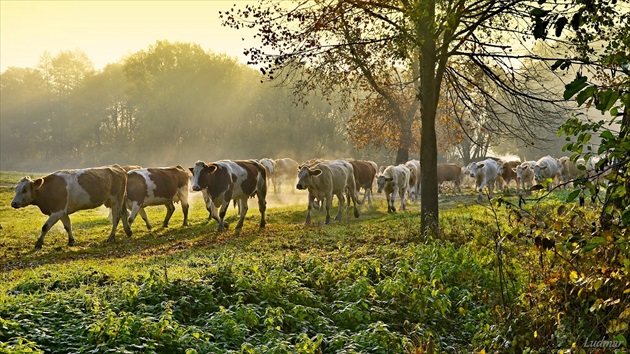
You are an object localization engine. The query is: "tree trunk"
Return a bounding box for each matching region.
[418,0,439,237]
[395,116,413,164]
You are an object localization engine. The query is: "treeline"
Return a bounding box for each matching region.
[1,41,372,172]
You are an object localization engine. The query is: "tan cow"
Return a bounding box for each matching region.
[296,159,360,224]
[557,156,586,187]
[126,166,190,230]
[377,164,411,213]
[11,165,132,250]
[190,160,267,232]
[512,161,536,192]
[273,158,299,193]
[349,160,378,208]
[405,159,421,200]
[437,163,462,193]
[497,160,521,192]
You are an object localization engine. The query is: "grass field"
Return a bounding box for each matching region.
[1,173,617,353]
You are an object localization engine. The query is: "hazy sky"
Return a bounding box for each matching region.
[0,1,259,72]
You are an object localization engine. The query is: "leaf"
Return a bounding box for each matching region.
[582,236,607,252]
[570,270,578,282]
[576,85,597,105]
[566,189,581,203]
[555,16,568,37]
[621,208,630,226]
[596,90,619,113]
[564,76,588,100]
[600,130,615,140]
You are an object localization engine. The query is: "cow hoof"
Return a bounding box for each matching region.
[354,209,360,218]
[162,223,169,228]
[68,240,75,247]
[33,243,43,251]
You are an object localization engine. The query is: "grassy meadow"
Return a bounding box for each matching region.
[0,172,626,353]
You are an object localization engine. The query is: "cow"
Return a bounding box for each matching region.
[349,160,378,208]
[405,160,421,200]
[190,160,267,232]
[258,158,276,187]
[512,161,536,192]
[272,158,299,193]
[497,160,521,192]
[467,159,499,201]
[10,165,132,250]
[437,163,462,193]
[377,164,411,213]
[557,156,586,188]
[533,155,562,191]
[126,166,190,230]
[296,159,360,224]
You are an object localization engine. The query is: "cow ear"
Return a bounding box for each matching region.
[478,164,485,169]
[311,169,323,176]
[386,177,394,182]
[32,178,44,190]
[511,168,517,172]
[188,167,194,174]
[540,166,548,170]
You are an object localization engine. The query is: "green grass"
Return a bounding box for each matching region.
[0,174,590,353]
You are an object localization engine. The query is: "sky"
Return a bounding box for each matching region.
[0,1,259,72]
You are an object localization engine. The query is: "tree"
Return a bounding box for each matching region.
[222,0,575,235]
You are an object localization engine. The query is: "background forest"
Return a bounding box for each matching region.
[1,40,572,173]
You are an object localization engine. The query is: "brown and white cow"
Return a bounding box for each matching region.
[533,155,562,191]
[259,158,276,188]
[497,160,521,192]
[437,163,462,193]
[296,159,360,224]
[377,164,411,213]
[11,165,132,250]
[467,159,499,201]
[272,158,299,193]
[349,160,378,208]
[126,166,190,230]
[404,159,421,200]
[190,160,267,232]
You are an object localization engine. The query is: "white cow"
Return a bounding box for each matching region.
[533,155,562,191]
[377,165,411,213]
[468,159,499,201]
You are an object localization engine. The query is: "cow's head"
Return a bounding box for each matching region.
[468,163,483,178]
[376,175,393,193]
[533,165,547,182]
[189,161,218,192]
[11,176,43,208]
[296,165,322,190]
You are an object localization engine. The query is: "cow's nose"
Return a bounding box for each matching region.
[11,202,19,208]
[296,184,304,190]
[192,185,201,192]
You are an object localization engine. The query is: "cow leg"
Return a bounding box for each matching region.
[217,200,230,232]
[334,192,345,221]
[60,214,75,247]
[181,201,189,227]
[400,187,406,212]
[325,192,333,224]
[306,194,315,224]
[235,198,248,230]
[127,202,143,228]
[162,201,176,228]
[257,191,267,229]
[366,188,373,208]
[118,199,133,237]
[348,187,360,218]
[138,208,153,230]
[34,212,65,250]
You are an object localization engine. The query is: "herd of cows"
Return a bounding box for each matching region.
[10,154,605,250]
